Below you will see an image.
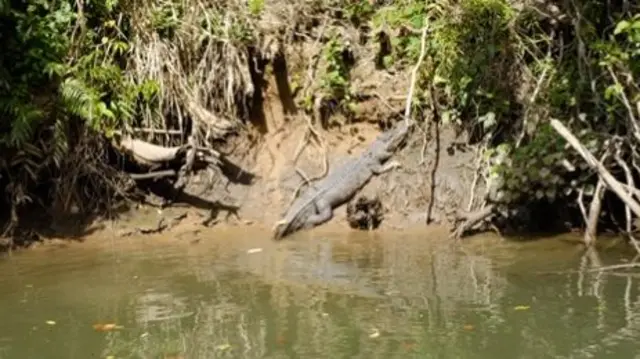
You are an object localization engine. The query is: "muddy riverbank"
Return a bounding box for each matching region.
[3,0,640,254]
[3,80,484,251]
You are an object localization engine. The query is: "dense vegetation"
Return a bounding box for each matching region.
[1,0,639,246]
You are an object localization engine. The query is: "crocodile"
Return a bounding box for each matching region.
[272,119,413,240]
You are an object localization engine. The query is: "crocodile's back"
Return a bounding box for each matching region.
[273,120,410,239]
[321,154,377,204]
[274,157,372,239]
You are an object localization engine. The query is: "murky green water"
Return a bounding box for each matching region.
[1,228,640,359]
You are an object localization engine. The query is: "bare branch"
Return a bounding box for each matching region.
[403,23,429,125]
[551,119,640,217]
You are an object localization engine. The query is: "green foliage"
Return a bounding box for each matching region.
[489,5,640,210]
[320,36,353,101]
[0,0,163,226]
[0,0,74,147]
[429,0,515,129]
[1,0,160,149]
[372,0,515,129]
[308,34,357,118]
[343,0,375,27]
[491,123,598,204]
[1,0,639,233]
[365,1,638,220]
[151,1,183,38]
[372,1,428,68]
[248,0,264,16]
[595,14,640,115]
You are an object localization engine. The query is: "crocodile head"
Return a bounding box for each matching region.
[373,120,411,155]
[272,222,288,240]
[272,210,307,240]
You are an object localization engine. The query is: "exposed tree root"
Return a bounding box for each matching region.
[614,146,640,253]
[117,212,188,237]
[111,134,230,204]
[128,170,177,180]
[288,114,329,206]
[287,17,331,204]
[346,195,384,230]
[451,205,496,239]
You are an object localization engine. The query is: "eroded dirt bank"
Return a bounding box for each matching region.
[1,78,482,252]
[15,53,487,247]
[4,1,640,253]
[71,116,479,242]
[154,79,482,237]
[30,93,480,245]
[1,7,490,248]
[228,116,478,229]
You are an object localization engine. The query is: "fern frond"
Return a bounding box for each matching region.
[51,118,69,168]
[60,78,101,126]
[8,104,43,148]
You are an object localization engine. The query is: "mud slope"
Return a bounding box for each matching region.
[195,68,483,232]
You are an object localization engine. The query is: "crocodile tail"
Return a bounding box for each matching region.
[273,229,284,240]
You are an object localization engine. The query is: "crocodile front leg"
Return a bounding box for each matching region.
[371,160,402,175]
[303,198,334,227]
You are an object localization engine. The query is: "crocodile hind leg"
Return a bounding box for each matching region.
[371,160,402,174]
[303,199,334,228]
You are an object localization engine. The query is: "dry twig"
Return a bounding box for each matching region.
[403,24,430,125]
[551,119,640,217]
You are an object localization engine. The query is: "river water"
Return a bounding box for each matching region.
[0,227,639,359]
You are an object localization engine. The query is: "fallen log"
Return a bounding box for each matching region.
[109,133,254,222]
[551,118,640,246]
[583,179,606,246]
[115,135,186,166]
[550,119,640,217]
[112,135,221,168]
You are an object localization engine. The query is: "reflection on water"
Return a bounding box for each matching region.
[0,228,639,359]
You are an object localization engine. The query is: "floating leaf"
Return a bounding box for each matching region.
[162,354,184,359]
[93,323,123,332]
[402,339,417,352]
[463,324,475,331]
[215,344,231,351]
